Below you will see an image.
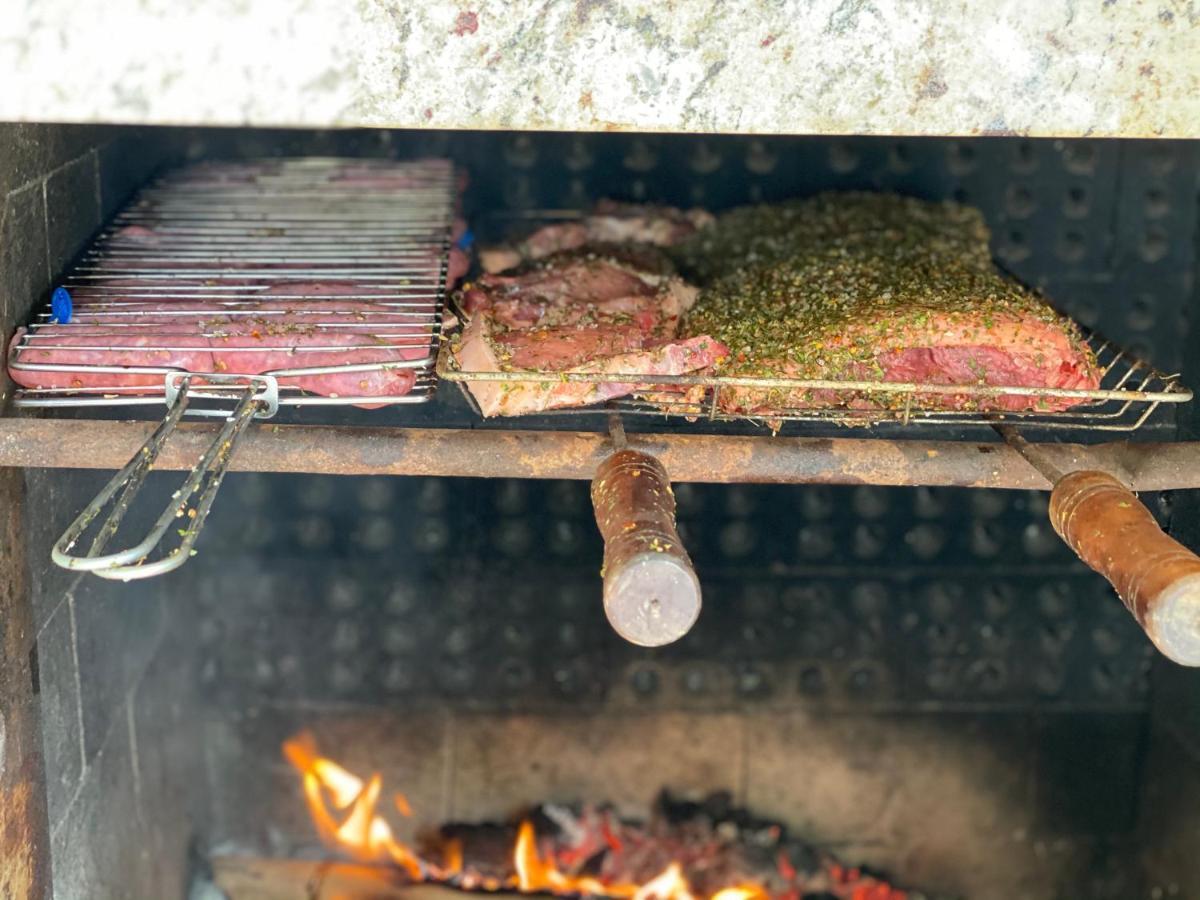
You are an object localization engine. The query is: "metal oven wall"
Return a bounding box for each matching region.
[5,127,1200,900]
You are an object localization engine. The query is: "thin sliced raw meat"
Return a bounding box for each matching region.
[9,294,430,403]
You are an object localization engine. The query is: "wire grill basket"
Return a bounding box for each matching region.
[439,319,1190,432]
[10,156,456,410]
[14,156,458,581]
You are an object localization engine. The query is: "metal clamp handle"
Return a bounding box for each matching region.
[165,370,279,417]
[51,374,276,581]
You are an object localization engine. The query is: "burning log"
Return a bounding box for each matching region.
[212,857,480,900]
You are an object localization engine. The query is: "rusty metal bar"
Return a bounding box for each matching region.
[3,418,1200,490]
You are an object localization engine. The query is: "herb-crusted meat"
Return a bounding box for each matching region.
[671,191,993,285]
[682,193,1100,415]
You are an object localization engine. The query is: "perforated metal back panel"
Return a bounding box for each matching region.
[191,473,1162,712]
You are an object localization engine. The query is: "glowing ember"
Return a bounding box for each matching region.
[283,732,909,900]
[513,819,640,898]
[710,887,769,900]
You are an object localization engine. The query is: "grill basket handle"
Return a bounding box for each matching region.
[1050,470,1200,666]
[51,376,271,581]
[591,448,701,647]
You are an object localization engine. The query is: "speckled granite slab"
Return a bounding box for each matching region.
[0,0,1196,136]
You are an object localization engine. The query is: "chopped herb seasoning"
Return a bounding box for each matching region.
[675,192,1097,411]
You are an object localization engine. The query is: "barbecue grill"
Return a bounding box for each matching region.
[2,6,1200,900]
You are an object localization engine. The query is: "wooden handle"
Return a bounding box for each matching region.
[591,449,701,647]
[1049,470,1200,666]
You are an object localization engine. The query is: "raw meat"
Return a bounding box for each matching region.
[683,194,1100,416]
[9,295,431,404]
[157,158,455,189]
[480,201,714,273]
[451,249,727,417]
[7,158,463,409]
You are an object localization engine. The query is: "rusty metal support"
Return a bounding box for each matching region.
[3,418,1200,490]
[0,468,50,900]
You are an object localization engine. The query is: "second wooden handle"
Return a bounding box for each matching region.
[591,449,701,647]
[1049,470,1200,666]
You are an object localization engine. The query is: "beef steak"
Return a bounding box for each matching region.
[452,249,727,417]
[683,194,1100,416]
[9,290,431,405]
[480,201,714,274]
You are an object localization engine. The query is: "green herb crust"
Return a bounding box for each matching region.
[671,191,993,285]
[679,193,1096,394]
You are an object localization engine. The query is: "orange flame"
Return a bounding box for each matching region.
[512,819,639,897]
[633,862,696,900]
[711,887,770,900]
[284,733,770,900]
[442,836,464,876]
[282,732,423,879]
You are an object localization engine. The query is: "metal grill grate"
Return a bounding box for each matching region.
[440,205,1189,432]
[439,329,1189,432]
[9,157,457,410]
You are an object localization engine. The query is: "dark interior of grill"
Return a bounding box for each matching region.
[3,125,1200,900]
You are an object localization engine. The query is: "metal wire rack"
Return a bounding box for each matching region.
[10,156,458,581]
[441,208,1190,432]
[439,318,1190,433]
[9,156,457,410]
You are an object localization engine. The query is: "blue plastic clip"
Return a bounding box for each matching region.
[455,228,475,251]
[50,287,72,324]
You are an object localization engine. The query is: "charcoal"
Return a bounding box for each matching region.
[433,822,517,879]
[430,792,924,900]
[779,841,820,879]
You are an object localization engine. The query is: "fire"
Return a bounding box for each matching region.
[633,862,695,900]
[711,888,770,900]
[513,819,639,897]
[284,732,771,900]
[282,732,423,879]
[442,836,464,876]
